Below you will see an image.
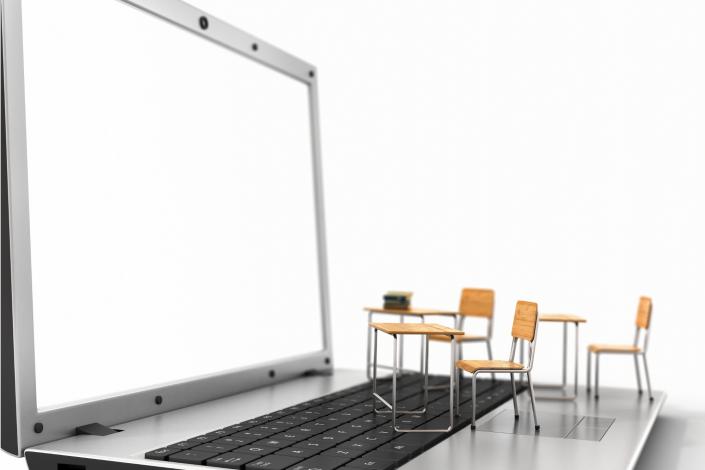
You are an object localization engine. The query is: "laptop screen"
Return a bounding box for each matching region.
[21,0,325,410]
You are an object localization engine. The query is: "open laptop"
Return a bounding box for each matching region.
[1,1,665,470]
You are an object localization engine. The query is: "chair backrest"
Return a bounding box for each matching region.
[511,301,538,342]
[636,296,652,330]
[458,288,494,318]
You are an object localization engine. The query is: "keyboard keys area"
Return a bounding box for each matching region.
[146,375,524,470]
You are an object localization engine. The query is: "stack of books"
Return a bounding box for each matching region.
[383,291,413,310]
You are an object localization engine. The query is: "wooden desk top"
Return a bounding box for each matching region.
[539,314,587,323]
[370,322,464,336]
[364,307,458,317]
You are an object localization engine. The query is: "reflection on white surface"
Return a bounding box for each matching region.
[22,0,323,409]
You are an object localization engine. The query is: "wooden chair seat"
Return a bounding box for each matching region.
[588,343,641,353]
[456,359,524,373]
[429,334,488,342]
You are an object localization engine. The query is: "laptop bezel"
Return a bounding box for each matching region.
[1,0,333,455]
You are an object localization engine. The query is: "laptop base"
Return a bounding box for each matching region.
[23,369,664,470]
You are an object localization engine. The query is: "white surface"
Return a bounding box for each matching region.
[20,0,323,409]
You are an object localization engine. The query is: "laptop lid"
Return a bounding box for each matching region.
[1,0,331,455]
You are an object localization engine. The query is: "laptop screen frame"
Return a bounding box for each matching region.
[1,0,333,455]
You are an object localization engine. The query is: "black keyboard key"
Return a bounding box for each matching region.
[251,424,287,435]
[332,426,367,438]
[242,418,266,426]
[192,443,237,454]
[337,440,377,452]
[310,433,349,445]
[255,413,280,421]
[377,441,423,455]
[392,432,438,446]
[169,450,219,465]
[145,447,180,461]
[269,419,299,429]
[214,436,257,447]
[307,421,334,431]
[188,434,221,444]
[289,455,351,470]
[244,454,303,470]
[289,413,317,422]
[322,447,368,459]
[345,456,395,470]
[365,449,412,463]
[294,439,338,451]
[206,452,259,469]
[236,445,278,456]
[236,429,275,440]
[353,434,393,446]
[222,423,252,433]
[291,425,321,435]
[274,447,319,459]
[166,441,196,450]
[270,431,309,442]
[252,438,295,449]
[350,416,388,428]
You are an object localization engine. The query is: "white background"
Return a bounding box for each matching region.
[3,0,705,468]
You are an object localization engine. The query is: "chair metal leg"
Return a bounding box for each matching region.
[470,373,478,430]
[633,353,643,395]
[510,374,519,419]
[586,350,591,393]
[366,312,373,380]
[642,354,654,401]
[448,337,455,428]
[486,340,496,382]
[519,340,525,384]
[527,372,540,431]
[455,366,461,417]
[392,334,398,430]
[595,353,600,400]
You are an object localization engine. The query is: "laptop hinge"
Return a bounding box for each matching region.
[75,423,121,436]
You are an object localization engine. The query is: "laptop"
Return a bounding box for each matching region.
[1,1,665,470]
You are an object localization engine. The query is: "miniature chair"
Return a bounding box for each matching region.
[429,288,496,380]
[586,296,653,400]
[456,301,540,431]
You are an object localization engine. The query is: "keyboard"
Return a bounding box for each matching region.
[146,374,524,470]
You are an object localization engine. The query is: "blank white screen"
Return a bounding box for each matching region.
[21,0,324,409]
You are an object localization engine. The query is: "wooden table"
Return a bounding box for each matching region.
[520,314,587,400]
[369,322,464,433]
[363,307,459,379]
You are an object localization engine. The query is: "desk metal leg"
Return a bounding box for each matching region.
[373,330,427,415]
[419,316,426,376]
[423,334,429,407]
[399,314,405,375]
[394,334,454,433]
[562,322,568,387]
[574,323,579,397]
[536,322,580,400]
